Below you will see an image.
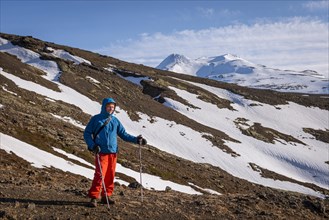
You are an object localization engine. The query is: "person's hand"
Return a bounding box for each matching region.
[94,145,101,154]
[137,135,147,145]
[89,145,101,154]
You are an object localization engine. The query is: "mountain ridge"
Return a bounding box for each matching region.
[0,32,328,219]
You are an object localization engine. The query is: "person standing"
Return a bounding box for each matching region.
[84,97,147,207]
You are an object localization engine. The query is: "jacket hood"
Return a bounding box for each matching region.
[101,98,116,115]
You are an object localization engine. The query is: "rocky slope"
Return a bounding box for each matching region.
[1,150,328,220]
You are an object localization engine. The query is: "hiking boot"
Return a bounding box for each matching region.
[101,196,115,205]
[89,198,97,207]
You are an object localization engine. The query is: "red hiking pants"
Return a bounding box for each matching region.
[88,153,117,199]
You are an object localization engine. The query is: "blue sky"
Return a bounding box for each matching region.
[1,1,328,77]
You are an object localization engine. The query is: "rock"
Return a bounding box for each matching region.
[302,199,325,214]
[128,181,142,189]
[165,186,172,192]
[0,211,5,218]
[194,200,205,206]
[27,170,35,176]
[257,193,267,200]
[26,202,36,210]
[259,211,266,215]
[80,178,89,183]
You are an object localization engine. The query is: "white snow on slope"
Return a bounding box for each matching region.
[46,47,91,65]
[116,162,202,195]
[188,183,221,195]
[0,68,100,116]
[163,81,329,190]
[0,132,94,177]
[123,111,326,198]
[105,66,152,86]
[2,85,18,96]
[52,147,94,168]
[86,76,100,84]
[117,75,151,86]
[50,113,85,129]
[0,38,60,81]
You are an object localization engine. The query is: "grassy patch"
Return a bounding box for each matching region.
[235,120,305,145]
[303,128,329,143]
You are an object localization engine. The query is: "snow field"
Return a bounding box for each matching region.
[162,82,328,190]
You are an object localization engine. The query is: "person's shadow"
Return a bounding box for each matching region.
[0,197,89,207]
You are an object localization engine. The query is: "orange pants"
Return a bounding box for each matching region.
[88,153,117,199]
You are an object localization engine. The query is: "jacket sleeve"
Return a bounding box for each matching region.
[116,119,137,143]
[84,116,96,150]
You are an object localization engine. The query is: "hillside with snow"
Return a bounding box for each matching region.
[157,53,329,94]
[0,33,328,219]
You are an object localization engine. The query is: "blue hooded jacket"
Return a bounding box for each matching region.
[84,98,137,153]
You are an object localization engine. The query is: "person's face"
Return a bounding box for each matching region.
[106,103,115,114]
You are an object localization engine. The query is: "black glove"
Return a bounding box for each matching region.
[89,145,101,154]
[137,135,147,145]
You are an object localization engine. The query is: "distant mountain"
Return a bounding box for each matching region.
[157,53,329,94]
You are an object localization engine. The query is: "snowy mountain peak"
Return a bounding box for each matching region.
[170,53,190,62]
[156,53,190,70]
[211,53,239,62]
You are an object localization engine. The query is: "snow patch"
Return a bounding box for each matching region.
[0,132,94,178]
[0,38,60,81]
[50,113,85,129]
[86,76,100,84]
[52,147,93,168]
[188,182,222,195]
[117,74,152,86]
[46,47,92,65]
[45,97,56,102]
[2,85,17,96]
[0,69,100,116]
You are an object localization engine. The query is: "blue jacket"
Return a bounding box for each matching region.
[84,98,137,153]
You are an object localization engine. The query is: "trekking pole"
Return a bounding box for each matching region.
[96,153,110,209]
[138,139,143,203]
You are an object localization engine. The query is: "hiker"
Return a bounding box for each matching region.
[84,97,147,207]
